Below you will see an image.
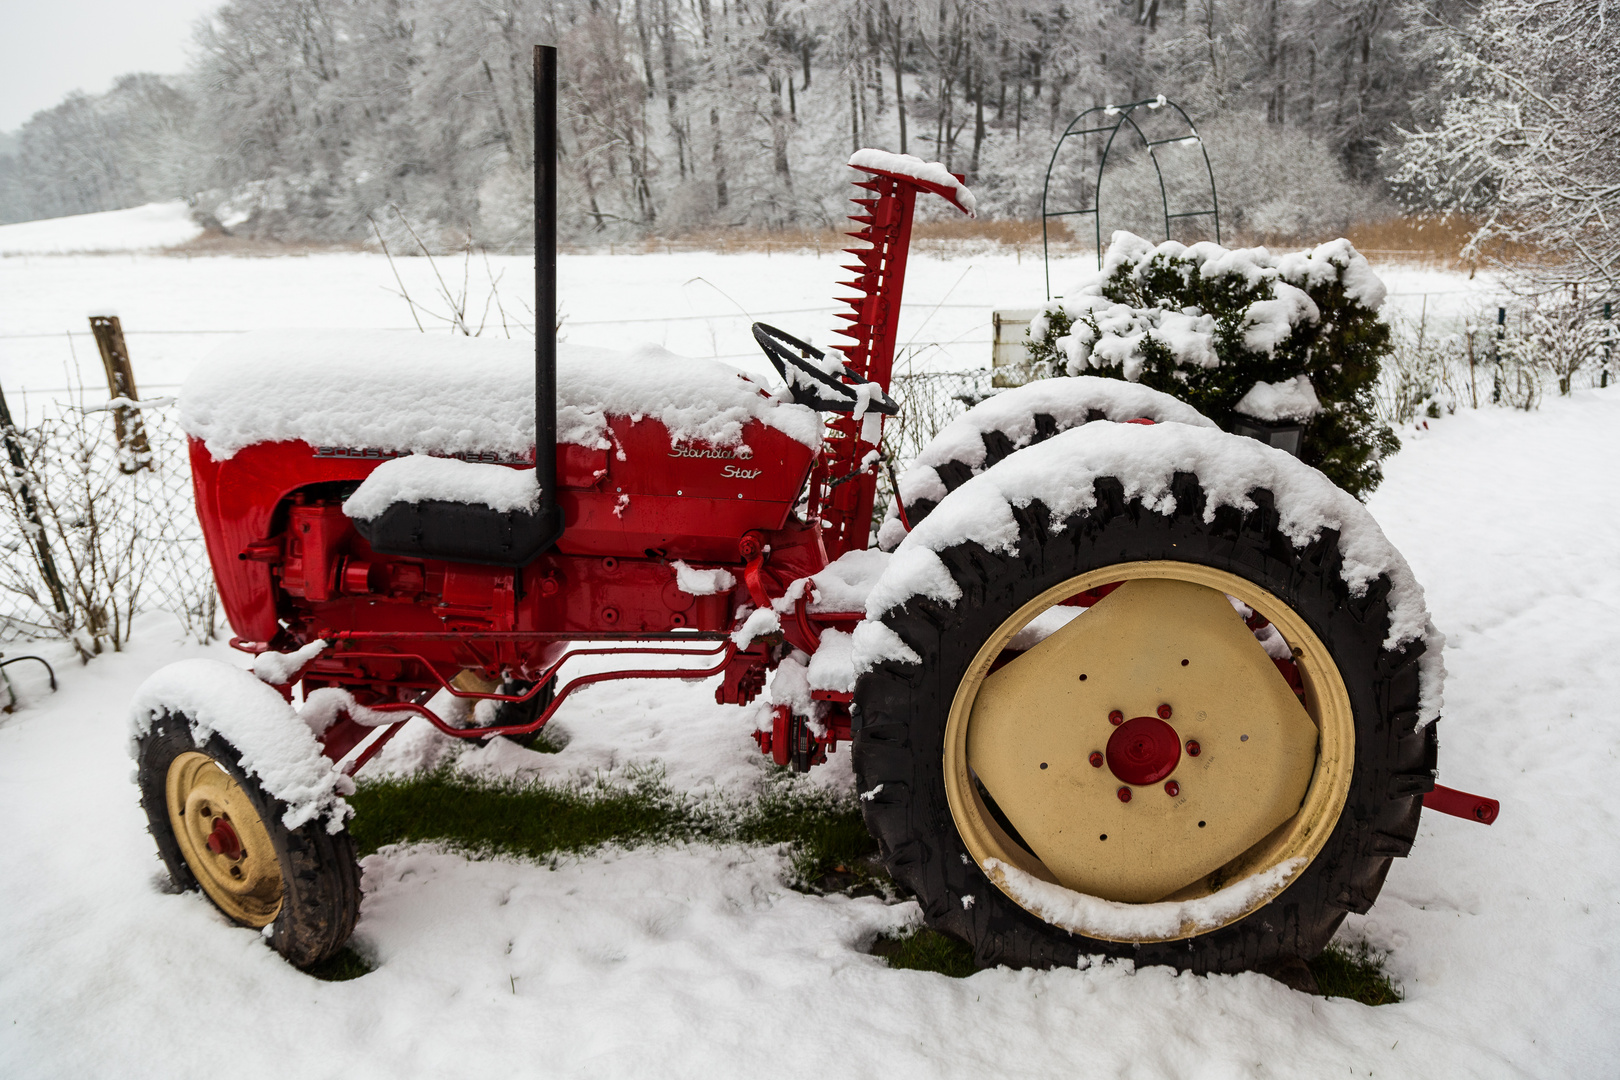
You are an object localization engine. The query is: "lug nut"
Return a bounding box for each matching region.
[1157,704,1173,719]
[1089,751,1104,768]
[1108,709,1124,725]
[1117,786,1132,803]
[1165,780,1180,796]
[1186,740,1201,757]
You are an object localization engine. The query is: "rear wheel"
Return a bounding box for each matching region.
[137,712,360,968]
[854,471,1436,973]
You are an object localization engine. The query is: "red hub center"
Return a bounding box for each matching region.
[1105,716,1182,786]
[205,818,244,861]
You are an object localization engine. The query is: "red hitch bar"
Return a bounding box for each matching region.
[1423,783,1499,825]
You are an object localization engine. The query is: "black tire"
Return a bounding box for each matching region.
[883,377,1218,547]
[136,711,361,969]
[786,711,826,773]
[489,676,558,749]
[853,471,1437,974]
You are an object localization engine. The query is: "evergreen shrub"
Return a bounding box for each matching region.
[1026,231,1399,498]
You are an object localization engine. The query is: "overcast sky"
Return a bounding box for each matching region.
[0,0,221,132]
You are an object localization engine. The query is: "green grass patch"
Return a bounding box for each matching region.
[346,767,886,894]
[306,946,374,982]
[347,767,716,862]
[1309,942,1403,1005]
[510,726,566,754]
[871,928,978,978]
[733,783,880,887]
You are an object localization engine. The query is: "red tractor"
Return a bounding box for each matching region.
[132,47,1492,977]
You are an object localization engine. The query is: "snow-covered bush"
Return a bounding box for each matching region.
[1504,296,1609,398]
[1026,231,1398,498]
[1376,312,1478,424]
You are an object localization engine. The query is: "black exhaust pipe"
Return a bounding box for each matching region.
[534,43,557,528]
[353,45,563,567]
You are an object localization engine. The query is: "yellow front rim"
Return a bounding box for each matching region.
[166,751,284,927]
[943,560,1354,943]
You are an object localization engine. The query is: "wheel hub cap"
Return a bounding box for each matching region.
[1106,716,1181,785]
[965,577,1321,903]
[205,818,244,860]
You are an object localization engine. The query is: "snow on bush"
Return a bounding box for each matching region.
[1026,231,1398,498]
[179,330,823,460]
[859,420,1444,724]
[130,659,352,831]
[1234,375,1322,422]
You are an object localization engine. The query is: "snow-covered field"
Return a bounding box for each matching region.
[0,242,1487,423]
[1,247,1611,1079]
[0,202,204,256]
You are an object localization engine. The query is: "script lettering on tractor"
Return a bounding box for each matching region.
[668,445,745,460]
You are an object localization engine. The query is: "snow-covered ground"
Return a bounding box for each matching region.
[0,202,204,256]
[0,246,1042,426]
[0,248,1605,1079]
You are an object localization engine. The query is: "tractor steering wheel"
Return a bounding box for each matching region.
[751,322,899,416]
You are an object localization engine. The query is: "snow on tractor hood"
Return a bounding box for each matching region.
[178,329,824,460]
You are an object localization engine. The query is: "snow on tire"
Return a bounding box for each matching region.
[851,420,1442,974]
[131,660,360,968]
[879,376,1219,550]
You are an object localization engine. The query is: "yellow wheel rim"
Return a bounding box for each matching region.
[166,751,284,927]
[943,560,1354,943]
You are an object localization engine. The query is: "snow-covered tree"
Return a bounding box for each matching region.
[1391,0,1620,301]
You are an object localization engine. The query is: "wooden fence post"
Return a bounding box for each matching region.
[0,380,73,626]
[88,314,151,472]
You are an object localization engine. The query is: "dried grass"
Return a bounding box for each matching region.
[163,229,368,258]
[161,214,1524,270]
[1229,214,1535,269]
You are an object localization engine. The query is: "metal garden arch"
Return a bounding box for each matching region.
[1040,96,1221,298]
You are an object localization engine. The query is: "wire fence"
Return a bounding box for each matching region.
[0,395,217,649]
[1374,299,1617,424]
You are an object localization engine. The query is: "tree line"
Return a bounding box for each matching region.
[2,0,1611,301]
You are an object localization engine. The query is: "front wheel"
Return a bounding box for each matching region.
[136,712,360,968]
[853,426,1438,973]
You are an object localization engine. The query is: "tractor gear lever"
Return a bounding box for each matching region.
[751,322,899,416]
